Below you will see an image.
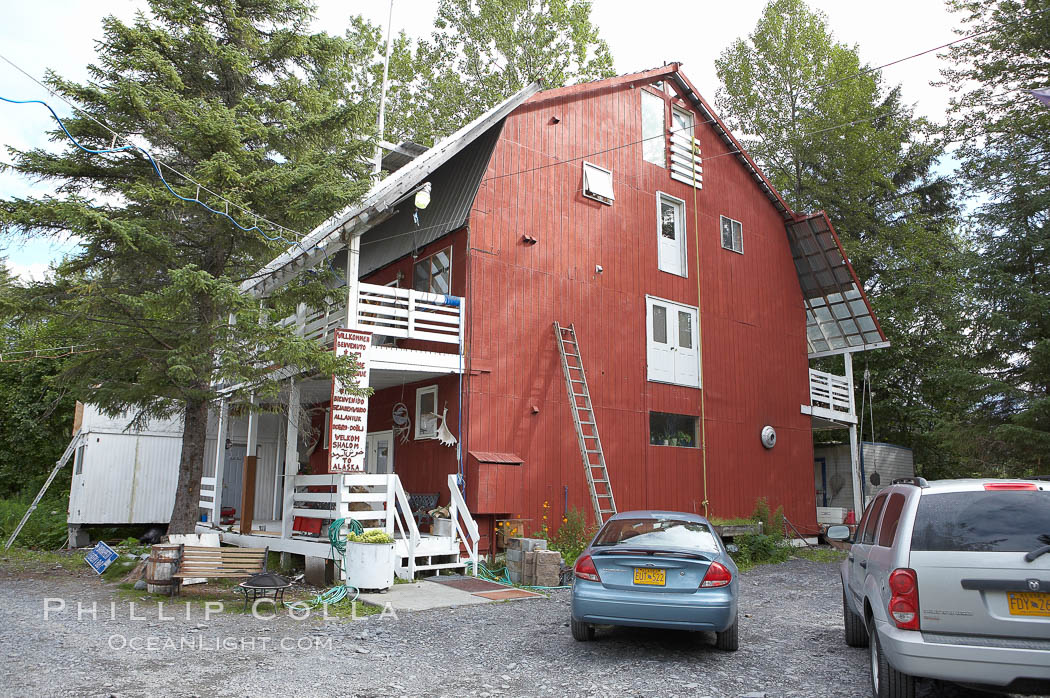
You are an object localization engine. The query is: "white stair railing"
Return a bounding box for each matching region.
[447,474,480,577]
[388,474,421,579]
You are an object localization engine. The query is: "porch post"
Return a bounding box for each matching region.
[211,398,229,523]
[273,410,286,520]
[844,352,864,518]
[240,393,259,534]
[280,379,300,540]
[345,233,361,329]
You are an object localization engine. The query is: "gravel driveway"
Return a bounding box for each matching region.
[0,556,905,697]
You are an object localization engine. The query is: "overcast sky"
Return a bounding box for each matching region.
[0,0,963,280]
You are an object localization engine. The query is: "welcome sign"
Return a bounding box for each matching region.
[328,329,371,473]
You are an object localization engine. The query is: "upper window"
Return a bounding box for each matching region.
[720,216,743,254]
[582,161,614,204]
[646,296,700,388]
[650,412,698,447]
[656,192,687,276]
[74,445,85,475]
[413,246,452,295]
[641,90,665,166]
[415,385,438,440]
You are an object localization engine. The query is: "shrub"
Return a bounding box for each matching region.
[541,507,596,566]
[0,494,68,550]
[346,529,394,544]
[729,532,790,570]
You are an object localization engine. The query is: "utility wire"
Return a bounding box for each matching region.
[0,52,307,244]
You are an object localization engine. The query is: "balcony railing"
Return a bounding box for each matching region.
[809,368,852,416]
[288,283,464,349]
[356,282,463,345]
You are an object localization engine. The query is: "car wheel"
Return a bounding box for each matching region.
[870,622,916,698]
[715,614,739,652]
[843,588,869,647]
[570,617,595,642]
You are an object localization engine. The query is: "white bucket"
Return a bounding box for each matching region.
[344,541,395,591]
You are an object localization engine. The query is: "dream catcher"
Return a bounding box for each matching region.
[392,402,411,444]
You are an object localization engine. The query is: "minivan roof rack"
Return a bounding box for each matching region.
[892,477,930,488]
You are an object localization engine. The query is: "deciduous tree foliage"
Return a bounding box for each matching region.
[715,0,972,477]
[0,0,373,532]
[386,0,615,146]
[939,0,1050,475]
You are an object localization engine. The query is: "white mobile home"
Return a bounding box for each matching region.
[813,441,915,516]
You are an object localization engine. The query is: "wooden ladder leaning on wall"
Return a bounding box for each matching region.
[553,322,618,526]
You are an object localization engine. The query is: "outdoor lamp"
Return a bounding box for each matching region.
[414,182,432,210]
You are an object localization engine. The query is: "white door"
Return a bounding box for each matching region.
[221,444,246,510]
[366,431,394,474]
[657,193,686,276]
[646,299,675,383]
[646,296,700,388]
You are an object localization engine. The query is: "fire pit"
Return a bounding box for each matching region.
[238,572,291,611]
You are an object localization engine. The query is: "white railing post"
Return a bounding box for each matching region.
[385,474,396,536]
[211,398,229,523]
[346,234,361,330]
[280,380,300,540]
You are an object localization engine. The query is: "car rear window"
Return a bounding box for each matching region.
[591,517,720,553]
[910,490,1050,552]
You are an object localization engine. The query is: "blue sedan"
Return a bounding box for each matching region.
[570,510,739,650]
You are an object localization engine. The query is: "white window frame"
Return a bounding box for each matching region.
[645,295,701,388]
[656,191,687,277]
[641,89,666,167]
[582,161,614,204]
[74,445,85,475]
[720,215,744,254]
[414,385,439,440]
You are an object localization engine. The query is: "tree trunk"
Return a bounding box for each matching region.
[168,399,209,534]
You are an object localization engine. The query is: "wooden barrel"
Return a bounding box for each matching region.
[146,544,181,595]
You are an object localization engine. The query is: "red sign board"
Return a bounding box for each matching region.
[328,328,371,473]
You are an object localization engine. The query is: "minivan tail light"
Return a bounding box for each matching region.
[574,554,601,583]
[888,568,920,631]
[700,561,733,588]
[984,482,1037,490]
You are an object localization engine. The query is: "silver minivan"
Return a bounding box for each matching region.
[828,478,1050,697]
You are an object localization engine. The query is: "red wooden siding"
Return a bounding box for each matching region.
[464,78,815,534]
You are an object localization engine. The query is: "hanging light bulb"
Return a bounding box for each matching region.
[414,182,432,210]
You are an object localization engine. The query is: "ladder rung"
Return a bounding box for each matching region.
[592,479,608,484]
[584,449,601,454]
[580,421,595,425]
[599,509,615,514]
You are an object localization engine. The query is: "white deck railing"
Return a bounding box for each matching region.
[356,282,463,345]
[809,368,852,416]
[286,472,476,579]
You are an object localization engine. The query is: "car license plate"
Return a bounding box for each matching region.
[1007,591,1050,617]
[633,568,666,586]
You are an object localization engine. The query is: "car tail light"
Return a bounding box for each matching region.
[700,561,733,588]
[888,568,920,631]
[984,482,1037,490]
[574,554,601,582]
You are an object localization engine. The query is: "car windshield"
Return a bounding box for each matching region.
[910,490,1050,553]
[591,517,720,553]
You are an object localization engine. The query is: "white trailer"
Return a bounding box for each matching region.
[65,404,184,544]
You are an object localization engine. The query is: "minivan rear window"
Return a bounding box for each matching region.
[910,491,1050,552]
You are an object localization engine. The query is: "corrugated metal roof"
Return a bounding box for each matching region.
[243,81,542,297]
[360,123,503,276]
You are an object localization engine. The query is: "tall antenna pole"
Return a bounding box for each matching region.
[374,0,395,177]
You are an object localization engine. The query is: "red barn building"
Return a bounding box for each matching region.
[197,65,885,575]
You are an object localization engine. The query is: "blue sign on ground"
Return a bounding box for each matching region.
[85,541,119,575]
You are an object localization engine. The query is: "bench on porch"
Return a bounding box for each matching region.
[171,545,268,596]
[407,493,440,530]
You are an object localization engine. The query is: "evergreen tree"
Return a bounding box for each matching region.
[0,0,373,532]
[939,0,1050,475]
[715,0,972,475]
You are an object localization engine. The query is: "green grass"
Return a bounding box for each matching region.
[0,496,68,550]
[0,546,82,572]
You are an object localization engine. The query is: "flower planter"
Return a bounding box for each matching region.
[432,517,454,538]
[343,540,395,591]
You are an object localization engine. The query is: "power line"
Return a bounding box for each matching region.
[0,52,307,245]
[0,344,101,363]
